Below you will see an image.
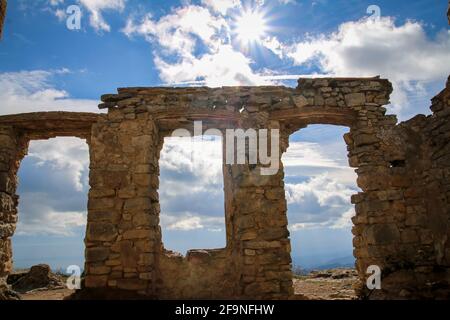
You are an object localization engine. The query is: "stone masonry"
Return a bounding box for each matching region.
[0,0,6,39]
[0,112,98,294]
[1,76,449,300]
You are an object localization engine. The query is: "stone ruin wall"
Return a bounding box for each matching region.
[1,76,449,300]
[0,0,6,39]
[0,113,98,293]
[0,0,449,303]
[448,0,450,25]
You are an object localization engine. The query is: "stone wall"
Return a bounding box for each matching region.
[85,77,391,299]
[0,0,6,39]
[0,79,449,300]
[0,112,98,294]
[448,0,450,24]
[350,77,450,299]
[0,126,27,289]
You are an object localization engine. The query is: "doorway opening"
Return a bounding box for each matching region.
[10,137,89,299]
[158,135,226,255]
[282,125,360,299]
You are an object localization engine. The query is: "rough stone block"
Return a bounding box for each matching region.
[87,222,117,242]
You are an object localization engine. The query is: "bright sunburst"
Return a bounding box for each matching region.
[234,9,268,45]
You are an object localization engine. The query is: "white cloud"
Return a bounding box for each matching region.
[278,0,296,5]
[286,173,354,208]
[166,215,203,231]
[161,213,224,232]
[201,0,241,15]
[48,0,126,32]
[49,0,65,6]
[15,205,86,236]
[158,136,226,239]
[28,138,90,192]
[0,70,100,115]
[331,208,355,229]
[122,4,269,87]
[155,44,267,86]
[286,174,356,230]
[284,17,450,114]
[262,36,285,59]
[283,141,343,169]
[0,69,98,237]
[15,138,90,236]
[159,136,223,185]
[282,139,357,185]
[78,0,126,32]
[54,8,66,21]
[123,5,228,56]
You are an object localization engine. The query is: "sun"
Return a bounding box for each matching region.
[234,10,268,44]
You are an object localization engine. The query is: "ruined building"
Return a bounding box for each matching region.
[0,3,450,300]
[1,76,450,300]
[0,0,6,39]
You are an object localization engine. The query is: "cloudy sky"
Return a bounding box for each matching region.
[1,0,449,270]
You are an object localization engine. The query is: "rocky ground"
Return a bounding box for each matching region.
[3,264,73,300]
[3,265,358,300]
[20,288,74,300]
[293,268,358,300]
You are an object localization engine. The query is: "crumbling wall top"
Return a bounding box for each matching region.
[0,111,100,140]
[0,0,6,39]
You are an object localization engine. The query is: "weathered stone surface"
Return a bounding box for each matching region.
[11,264,65,293]
[345,93,366,107]
[87,222,117,242]
[86,247,110,262]
[0,0,6,39]
[1,75,450,300]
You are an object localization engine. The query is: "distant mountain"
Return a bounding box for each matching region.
[313,255,355,270]
[292,255,355,273]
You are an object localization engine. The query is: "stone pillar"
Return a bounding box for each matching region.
[84,111,160,297]
[345,105,404,298]
[347,78,450,299]
[227,121,292,299]
[0,0,6,39]
[447,0,450,25]
[424,76,450,297]
[0,125,28,287]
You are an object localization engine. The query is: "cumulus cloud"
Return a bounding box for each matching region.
[283,17,450,115]
[49,0,65,5]
[283,141,344,169]
[79,0,126,31]
[154,44,266,87]
[161,214,224,232]
[0,70,100,115]
[286,174,356,231]
[28,138,90,192]
[283,138,357,185]
[122,4,269,87]
[158,136,226,240]
[157,132,357,235]
[16,138,90,236]
[282,126,358,231]
[201,0,241,15]
[15,201,86,236]
[0,69,97,236]
[48,0,126,32]
[122,5,228,56]
[159,136,223,185]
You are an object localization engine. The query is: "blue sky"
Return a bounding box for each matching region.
[1,0,449,270]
